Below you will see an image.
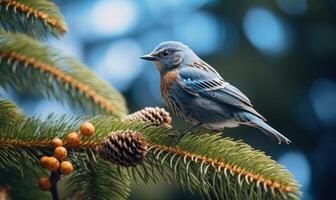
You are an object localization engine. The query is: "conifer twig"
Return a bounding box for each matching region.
[0,0,68,32]
[0,0,67,39]
[0,30,128,117]
[0,137,295,194]
[0,113,300,199]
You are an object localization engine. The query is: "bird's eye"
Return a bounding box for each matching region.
[160,50,170,57]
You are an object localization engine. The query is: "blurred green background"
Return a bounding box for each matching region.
[2,0,336,199]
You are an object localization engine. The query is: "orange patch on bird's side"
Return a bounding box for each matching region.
[160,70,178,105]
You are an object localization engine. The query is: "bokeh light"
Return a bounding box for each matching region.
[275,0,308,16]
[131,67,163,107]
[48,33,83,59]
[90,39,143,92]
[278,151,311,191]
[310,78,336,127]
[243,7,288,55]
[138,29,171,52]
[31,100,71,118]
[16,99,72,118]
[145,0,211,19]
[294,93,319,131]
[90,0,138,36]
[173,12,221,54]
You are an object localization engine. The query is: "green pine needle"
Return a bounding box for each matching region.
[0,30,128,117]
[0,114,301,200]
[0,0,68,40]
[0,98,25,127]
[65,159,131,200]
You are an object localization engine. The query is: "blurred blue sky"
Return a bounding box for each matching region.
[48,0,304,102]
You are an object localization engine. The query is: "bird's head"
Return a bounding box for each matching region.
[141,41,198,72]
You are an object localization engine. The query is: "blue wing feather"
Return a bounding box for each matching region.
[177,63,266,121]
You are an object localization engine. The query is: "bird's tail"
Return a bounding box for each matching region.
[240,112,291,144]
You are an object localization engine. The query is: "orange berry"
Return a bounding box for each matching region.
[80,122,95,136]
[59,161,74,175]
[51,137,63,147]
[39,177,51,191]
[45,157,60,172]
[40,156,49,168]
[65,132,81,148]
[53,146,67,160]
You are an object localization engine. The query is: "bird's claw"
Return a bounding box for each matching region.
[211,129,222,134]
[168,132,183,142]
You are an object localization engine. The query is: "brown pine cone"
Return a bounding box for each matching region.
[96,130,148,167]
[124,107,172,128]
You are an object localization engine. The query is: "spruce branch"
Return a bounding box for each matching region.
[0,114,300,200]
[0,30,128,117]
[65,159,131,200]
[0,0,68,39]
[0,98,25,127]
[0,115,132,199]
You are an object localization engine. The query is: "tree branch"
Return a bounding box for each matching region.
[0,113,301,200]
[0,30,128,117]
[0,0,67,39]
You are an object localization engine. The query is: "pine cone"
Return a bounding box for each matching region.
[97,130,148,167]
[124,107,172,128]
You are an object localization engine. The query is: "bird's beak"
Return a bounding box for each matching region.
[140,54,157,61]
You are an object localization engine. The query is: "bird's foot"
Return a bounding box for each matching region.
[210,129,223,134]
[168,132,184,142]
[168,123,203,142]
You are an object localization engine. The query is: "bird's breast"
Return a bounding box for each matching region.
[160,70,178,106]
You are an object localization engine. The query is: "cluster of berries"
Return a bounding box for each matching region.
[38,122,95,191]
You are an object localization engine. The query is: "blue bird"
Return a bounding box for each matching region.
[141,41,291,144]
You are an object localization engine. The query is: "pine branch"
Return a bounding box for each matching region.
[0,0,68,39]
[0,98,25,127]
[0,114,301,200]
[0,30,128,117]
[65,159,131,200]
[0,114,132,199]
[146,141,294,199]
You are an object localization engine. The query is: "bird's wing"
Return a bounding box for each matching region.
[177,65,266,121]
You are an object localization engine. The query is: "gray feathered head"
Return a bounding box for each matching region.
[141,41,199,72]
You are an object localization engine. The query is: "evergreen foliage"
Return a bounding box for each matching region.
[0,29,127,117]
[0,0,67,39]
[0,98,24,127]
[66,159,131,200]
[0,113,300,199]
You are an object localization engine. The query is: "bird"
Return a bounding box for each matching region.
[140,41,291,144]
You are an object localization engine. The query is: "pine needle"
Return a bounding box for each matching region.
[0,114,301,200]
[0,30,128,117]
[0,98,24,127]
[0,0,67,39]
